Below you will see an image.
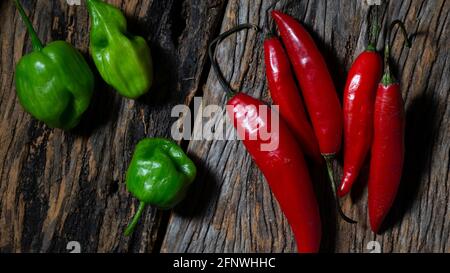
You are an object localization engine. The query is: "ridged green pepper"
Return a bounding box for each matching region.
[86,0,153,99]
[124,138,196,236]
[14,0,94,130]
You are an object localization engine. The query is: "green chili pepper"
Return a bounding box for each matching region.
[124,138,196,236]
[14,0,94,130]
[86,0,153,99]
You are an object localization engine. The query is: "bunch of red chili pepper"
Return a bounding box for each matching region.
[209,8,410,253]
[340,13,411,234]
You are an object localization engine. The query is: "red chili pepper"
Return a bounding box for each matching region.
[264,37,322,163]
[271,10,342,155]
[272,11,355,223]
[339,9,383,197]
[369,21,410,233]
[209,25,322,252]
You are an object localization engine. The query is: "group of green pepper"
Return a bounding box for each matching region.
[14,0,196,235]
[15,0,153,129]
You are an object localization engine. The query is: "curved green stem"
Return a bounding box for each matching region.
[208,24,260,98]
[14,0,44,51]
[124,201,146,236]
[366,5,381,50]
[323,155,357,224]
[85,0,94,12]
[382,20,411,86]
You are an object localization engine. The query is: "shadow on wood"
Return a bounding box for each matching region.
[308,163,338,252]
[172,152,221,219]
[379,92,437,234]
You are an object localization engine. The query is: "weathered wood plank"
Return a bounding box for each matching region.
[0,0,448,253]
[0,0,226,252]
[161,0,450,253]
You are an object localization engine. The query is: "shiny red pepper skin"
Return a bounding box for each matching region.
[264,37,322,163]
[227,93,321,253]
[368,83,405,233]
[272,11,342,155]
[338,50,383,197]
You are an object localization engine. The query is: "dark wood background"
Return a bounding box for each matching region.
[0,0,448,253]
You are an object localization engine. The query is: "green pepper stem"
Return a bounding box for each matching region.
[366,5,381,50]
[14,0,44,51]
[85,0,97,14]
[124,201,146,236]
[382,20,411,86]
[323,155,357,224]
[208,24,260,98]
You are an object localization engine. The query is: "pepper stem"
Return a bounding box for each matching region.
[324,155,357,224]
[366,5,381,50]
[382,20,411,86]
[14,0,44,51]
[208,24,260,98]
[124,201,146,236]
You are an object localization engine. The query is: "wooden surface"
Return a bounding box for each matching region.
[0,0,448,253]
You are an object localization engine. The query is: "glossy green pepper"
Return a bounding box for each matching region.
[14,0,94,130]
[124,138,196,236]
[86,0,153,99]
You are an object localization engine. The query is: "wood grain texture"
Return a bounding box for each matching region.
[0,0,226,252]
[0,0,449,253]
[161,0,450,253]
